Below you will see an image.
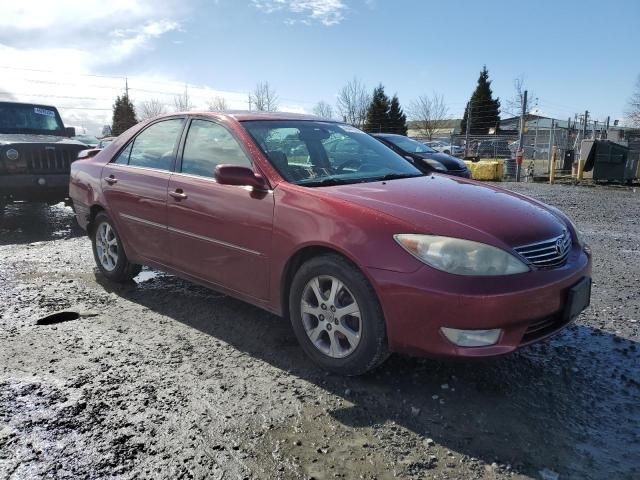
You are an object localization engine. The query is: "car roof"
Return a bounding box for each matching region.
[171,110,330,122]
[0,100,58,109]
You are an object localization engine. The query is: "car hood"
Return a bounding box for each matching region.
[413,151,467,170]
[0,133,86,146]
[326,175,567,248]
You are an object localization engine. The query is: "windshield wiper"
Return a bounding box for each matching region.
[299,177,357,187]
[371,173,424,182]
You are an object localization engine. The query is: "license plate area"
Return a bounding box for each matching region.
[563,276,592,322]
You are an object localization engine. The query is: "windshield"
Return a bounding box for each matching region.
[0,103,65,135]
[242,121,423,187]
[385,135,437,154]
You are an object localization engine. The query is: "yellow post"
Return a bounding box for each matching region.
[549,146,556,184]
[577,158,585,181]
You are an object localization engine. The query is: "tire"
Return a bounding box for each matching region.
[91,212,141,282]
[289,254,389,376]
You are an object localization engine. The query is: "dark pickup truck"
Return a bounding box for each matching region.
[0,101,87,217]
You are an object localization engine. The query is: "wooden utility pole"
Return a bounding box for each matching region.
[576,110,589,181]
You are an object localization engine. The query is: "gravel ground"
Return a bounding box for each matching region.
[0,183,638,480]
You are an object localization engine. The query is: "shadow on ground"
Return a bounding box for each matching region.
[97,271,640,479]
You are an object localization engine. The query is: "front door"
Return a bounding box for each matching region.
[167,119,274,300]
[101,118,185,264]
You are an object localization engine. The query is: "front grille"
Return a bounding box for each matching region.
[521,313,570,344]
[514,231,572,268]
[18,145,84,174]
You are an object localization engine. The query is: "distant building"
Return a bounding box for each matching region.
[407,119,462,140]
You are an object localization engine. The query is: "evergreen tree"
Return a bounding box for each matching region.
[111,94,138,136]
[460,66,501,135]
[364,84,391,133]
[388,94,408,135]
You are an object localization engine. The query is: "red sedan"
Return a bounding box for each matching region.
[69,112,592,375]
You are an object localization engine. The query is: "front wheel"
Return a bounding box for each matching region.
[289,254,389,375]
[91,212,141,282]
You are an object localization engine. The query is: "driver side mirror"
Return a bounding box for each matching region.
[64,127,76,137]
[215,164,268,190]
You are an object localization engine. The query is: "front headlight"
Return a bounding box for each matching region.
[394,234,530,276]
[424,159,447,171]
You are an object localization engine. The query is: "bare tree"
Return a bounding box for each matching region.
[248,82,278,112]
[627,74,640,127]
[206,96,229,112]
[408,93,449,140]
[173,85,194,112]
[137,98,168,121]
[336,77,369,128]
[504,76,537,117]
[312,100,334,119]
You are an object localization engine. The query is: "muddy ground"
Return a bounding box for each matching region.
[0,183,638,480]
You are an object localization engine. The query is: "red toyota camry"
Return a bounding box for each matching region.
[69,112,592,375]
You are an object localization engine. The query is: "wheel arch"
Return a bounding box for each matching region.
[279,244,379,322]
[87,204,106,234]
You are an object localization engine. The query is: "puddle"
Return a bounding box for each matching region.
[36,311,80,325]
[134,270,162,284]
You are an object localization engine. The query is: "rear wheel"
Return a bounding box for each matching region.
[289,254,389,375]
[91,212,141,282]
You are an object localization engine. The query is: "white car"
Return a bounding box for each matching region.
[425,140,464,156]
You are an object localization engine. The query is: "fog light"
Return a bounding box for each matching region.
[38,178,46,186]
[440,327,502,347]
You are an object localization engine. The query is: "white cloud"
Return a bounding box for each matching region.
[0,1,187,134]
[0,1,310,134]
[252,0,346,26]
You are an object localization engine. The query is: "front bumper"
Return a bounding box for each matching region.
[0,174,70,202]
[369,245,592,357]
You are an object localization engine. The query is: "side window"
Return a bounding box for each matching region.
[181,120,252,178]
[113,143,133,164]
[127,119,184,171]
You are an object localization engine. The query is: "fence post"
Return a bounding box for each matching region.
[517,90,528,182]
[547,119,555,174]
[549,146,557,184]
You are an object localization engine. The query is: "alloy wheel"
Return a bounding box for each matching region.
[300,275,362,358]
[96,222,119,272]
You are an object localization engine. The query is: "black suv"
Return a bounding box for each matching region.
[0,102,87,217]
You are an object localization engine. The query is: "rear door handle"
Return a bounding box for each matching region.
[104,176,117,185]
[169,190,188,200]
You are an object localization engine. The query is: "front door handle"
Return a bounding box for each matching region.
[104,175,117,185]
[169,190,188,200]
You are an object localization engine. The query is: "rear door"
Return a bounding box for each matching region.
[101,118,185,264]
[167,118,274,300]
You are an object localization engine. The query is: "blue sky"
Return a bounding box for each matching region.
[2,0,639,133]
